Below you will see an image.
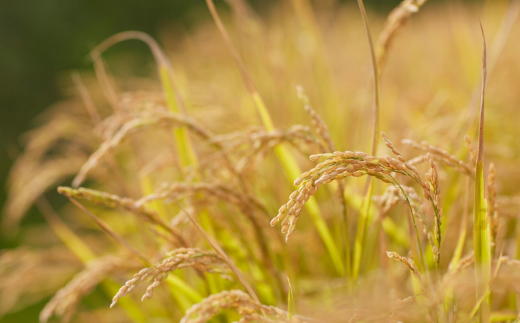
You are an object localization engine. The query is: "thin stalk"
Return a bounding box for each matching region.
[353,0,381,281]
[473,20,491,323]
[205,0,343,275]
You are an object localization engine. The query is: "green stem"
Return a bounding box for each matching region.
[352,0,381,281]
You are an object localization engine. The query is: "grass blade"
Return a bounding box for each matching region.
[286,273,296,320]
[473,20,491,323]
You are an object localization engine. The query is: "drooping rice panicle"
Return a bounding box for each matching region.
[401,138,474,176]
[72,112,212,187]
[442,252,475,290]
[487,163,499,255]
[111,249,227,307]
[377,0,427,72]
[391,295,416,314]
[296,86,334,152]
[464,135,478,167]
[272,132,440,243]
[136,182,267,216]
[386,251,431,300]
[57,186,186,246]
[41,257,136,323]
[179,290,289,323]
[386,251,422,281]
[425,153,443,265]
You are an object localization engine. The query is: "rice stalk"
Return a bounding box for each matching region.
[353,0,380,282]
[473,20,491,322]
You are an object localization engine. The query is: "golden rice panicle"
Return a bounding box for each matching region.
[487,163,498,251]
[378,185,420,215]
[380,132,425,182]
[381,132,406,162]
[111,248,226,307]
[272,147,405,241]
[386,251,422,281]
[296,85,335,151]
[407,154,429,167]
[41,257,133,323]
[180,290,288,323]
[386,251,431,299]
[464,135,477,166]
[57,186,174,235]
[401,138,473,176]
[136,182,268,220]
[392,295,416,313]
[72,111,212,187]
[271,133,435,242]
[377,186,403,216]
[377,0,427,70]
[425,153,443,264]
[442,252,474,289]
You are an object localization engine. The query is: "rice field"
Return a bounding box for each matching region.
[2,0,520,322]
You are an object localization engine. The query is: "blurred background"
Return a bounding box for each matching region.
[0,0,514,322]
